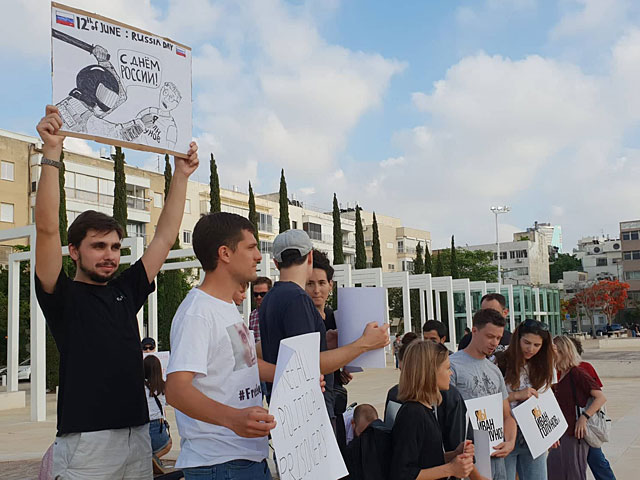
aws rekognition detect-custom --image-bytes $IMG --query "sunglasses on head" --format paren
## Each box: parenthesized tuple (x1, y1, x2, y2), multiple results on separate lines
(253, 291, 267, 298)
(521, 319, 549, 332)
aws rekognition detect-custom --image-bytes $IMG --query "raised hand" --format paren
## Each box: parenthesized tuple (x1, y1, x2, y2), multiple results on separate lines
(174, 141, 199, 178)
(37, 105, 66, 155)
(359, 322, 390, 351)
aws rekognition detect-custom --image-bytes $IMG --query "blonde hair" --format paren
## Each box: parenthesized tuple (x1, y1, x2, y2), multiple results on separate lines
(397, 341, 449, 406)
(553, 335, 581, 373)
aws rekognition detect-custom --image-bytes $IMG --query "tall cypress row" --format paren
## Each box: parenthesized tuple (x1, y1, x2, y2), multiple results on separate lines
(278, 169, 290, 233)
(435, 251, 444, 277)
(414, 242, 424, 274)
(112, 146, 127, 235)
(450, 235, 459, 279)
(424, 243, 433, 274)
(209, 153, 221, 213)
(248, 181, 260, 246)
(372, 212, 382, 268)
(354, 205, 366, 269)
(332, 193, 344, 264)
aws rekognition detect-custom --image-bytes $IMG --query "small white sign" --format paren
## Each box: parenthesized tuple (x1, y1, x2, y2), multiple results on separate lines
(464, 393, 505, 450)
(473, 429, 492, 479)
(511, 389, 568, 459)
(143, 351, 170, 380)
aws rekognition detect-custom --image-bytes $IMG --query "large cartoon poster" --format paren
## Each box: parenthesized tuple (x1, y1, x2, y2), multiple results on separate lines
(51, 2, 192, 157)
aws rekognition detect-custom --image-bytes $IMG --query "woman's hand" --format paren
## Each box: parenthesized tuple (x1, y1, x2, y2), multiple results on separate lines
(513, 387, 538, 402)
(575, 415, 588, 439)
(448, 453, 474, 479)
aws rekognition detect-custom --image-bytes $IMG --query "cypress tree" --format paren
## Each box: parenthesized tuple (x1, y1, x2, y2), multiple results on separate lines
(355, 205, 366, 269)
(450, 235, 459, 279)
(278, 169, 290, 232)
(164, 154, 180, 250)
(332, 194, 344, 264)
(248, 182, 260, 246)
(112, 146, 127, 235)
(424, 243, 433, 274)
(372, 212, 382, 268)
(435, 251, 444, 277)
(209, 153, 221, 213)
(414, 242, 424, 274)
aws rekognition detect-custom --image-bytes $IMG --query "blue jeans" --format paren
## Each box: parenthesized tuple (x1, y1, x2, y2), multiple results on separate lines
(148, 419, 170, 454)
(183, 459, 271, 480)
(504, 430, 547, 480)
(588, 446, 616, 480)
(491, 456, 507, 480)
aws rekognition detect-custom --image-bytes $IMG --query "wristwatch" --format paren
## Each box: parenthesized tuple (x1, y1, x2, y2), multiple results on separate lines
(581, 412, 591, 420)
(41, 157, 63, 168)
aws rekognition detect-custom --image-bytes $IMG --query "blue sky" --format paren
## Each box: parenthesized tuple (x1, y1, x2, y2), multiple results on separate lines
(4, 0, 640, 251)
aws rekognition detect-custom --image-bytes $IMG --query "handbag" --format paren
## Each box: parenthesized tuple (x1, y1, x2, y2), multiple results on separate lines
(567, 368, 611, 448)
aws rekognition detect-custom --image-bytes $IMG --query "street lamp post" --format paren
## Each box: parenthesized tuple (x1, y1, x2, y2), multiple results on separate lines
(491, 205, 511, 288)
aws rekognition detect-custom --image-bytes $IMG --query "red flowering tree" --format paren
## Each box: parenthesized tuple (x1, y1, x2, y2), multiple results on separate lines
(573, 280, 629, 335)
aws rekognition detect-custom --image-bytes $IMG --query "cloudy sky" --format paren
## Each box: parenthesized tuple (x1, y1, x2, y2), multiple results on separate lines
(4, 0, 640, 251)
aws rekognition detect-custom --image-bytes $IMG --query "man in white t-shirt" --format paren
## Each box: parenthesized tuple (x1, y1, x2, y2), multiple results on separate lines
(165, 212, 277, 480)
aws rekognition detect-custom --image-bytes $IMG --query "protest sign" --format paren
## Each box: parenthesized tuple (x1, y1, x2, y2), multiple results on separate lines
(269, 333, 348, 480)
(511, 389, 568, 459)
(335, 287, 386, 369)
(51, 2, 192, 157)
(473, 430, 492, 478)
(464, 393, 504, 450)
(143, 351, 170, 380)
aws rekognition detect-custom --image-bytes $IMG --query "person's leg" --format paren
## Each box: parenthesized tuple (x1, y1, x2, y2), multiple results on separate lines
(504, 449, 519, 480)
(122, 424, 153, 480)
(224, 459, 271, 480)
(491, 456, 507, 480)
(547, 434, 567, 480)
(517, 446, 547, 480)
(588, 446, 617, 480)
(573, 437, 590, 480)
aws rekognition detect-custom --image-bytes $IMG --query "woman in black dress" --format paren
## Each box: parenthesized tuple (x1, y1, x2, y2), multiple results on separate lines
(391, 341, 474, 480)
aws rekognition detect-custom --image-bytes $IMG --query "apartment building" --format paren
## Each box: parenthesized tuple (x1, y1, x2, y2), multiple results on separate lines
(573, 236, 622, 281)
(620, 220, 640, 303)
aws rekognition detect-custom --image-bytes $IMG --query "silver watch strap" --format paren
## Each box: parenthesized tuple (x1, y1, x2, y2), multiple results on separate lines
(41, 157, 63, 168)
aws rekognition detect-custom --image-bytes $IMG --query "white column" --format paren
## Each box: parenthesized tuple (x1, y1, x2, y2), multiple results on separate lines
(7, 258, 19, 392)
(148, 289, 158, 342)
(435, 292, 441, 322)
(508, 286, 516, 331)
(465, 283, 473, 329)
(419, 289, 426, 332)
(402, 275, 411, 334)
(426, 278, 434, 320)
(534, 288, 541, 321)
(30, 248, 46, 421)
(446, 286, 456, 348)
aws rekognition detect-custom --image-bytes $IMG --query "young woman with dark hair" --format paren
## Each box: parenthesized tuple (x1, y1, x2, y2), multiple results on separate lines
(144, 355, 172, 460)
(496, 319, 554, 480)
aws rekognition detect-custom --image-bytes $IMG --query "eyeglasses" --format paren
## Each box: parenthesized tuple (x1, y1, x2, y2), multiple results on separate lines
(253, 291, 268, 298)
(521, 319, 549, 332)
(142, 346, 154, 351)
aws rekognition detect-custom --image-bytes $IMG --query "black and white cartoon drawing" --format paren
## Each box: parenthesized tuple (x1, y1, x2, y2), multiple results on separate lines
(136, 82, 182, 150)
(53, 29, 154, 142)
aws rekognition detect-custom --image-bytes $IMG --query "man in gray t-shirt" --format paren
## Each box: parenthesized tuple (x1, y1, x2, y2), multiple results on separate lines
(450, 309, 516, 480)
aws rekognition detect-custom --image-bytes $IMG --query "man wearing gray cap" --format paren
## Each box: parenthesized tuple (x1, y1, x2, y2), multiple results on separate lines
(259, 229, 389, 420)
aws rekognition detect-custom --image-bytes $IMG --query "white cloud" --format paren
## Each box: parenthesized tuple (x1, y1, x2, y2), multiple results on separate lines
(551, 0, 630, 40)
(299, 187, 316, 195)
(380, 156, 405, 168)
(63, 137, 99, 157)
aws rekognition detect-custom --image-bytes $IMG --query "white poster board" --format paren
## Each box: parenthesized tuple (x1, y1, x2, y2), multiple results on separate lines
(143, 351, 170, 380)
(464, 393, 504, 450)
(335, 287, 386, 369)
(511, 389, 568, 459)
(269, 333, 348, 480)
(473, 430, 492, 478)
(51, 2, 192, 157)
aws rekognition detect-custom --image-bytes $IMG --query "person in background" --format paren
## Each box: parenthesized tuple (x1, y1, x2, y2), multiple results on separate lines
(422, 320, 448, 344)
(570, 337, 617, 480)
(548, 336, 607, 480)
(249, 277, 272, 344)
(392, 335, 402, 369)
(343, 404, 392, 480)
(351, 404, 380, 437)
(142, 337, 157, 353)
(232, 282, 248, 307)
(144, 355, 172, 463)
(458, 293, 512, 351)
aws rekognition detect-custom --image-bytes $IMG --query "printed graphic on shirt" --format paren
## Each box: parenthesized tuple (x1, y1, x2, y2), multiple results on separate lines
(226, 322, 257, 372)
(470, 372, 500, 397)
(238, 383, 262, 402)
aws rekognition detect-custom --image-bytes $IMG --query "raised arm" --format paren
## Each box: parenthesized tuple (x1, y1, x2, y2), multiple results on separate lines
(35, 106, 66, 293)
(319, 322, 389, 374)
(141, 143, 199, 282)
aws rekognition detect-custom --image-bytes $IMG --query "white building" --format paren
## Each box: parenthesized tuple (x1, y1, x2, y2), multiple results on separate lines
(573, 236, 622, 281)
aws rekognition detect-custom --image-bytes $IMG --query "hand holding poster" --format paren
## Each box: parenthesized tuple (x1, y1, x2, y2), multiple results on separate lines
(269, 333, 348, 480)
(511, 389, 568, 459)
(51, 2, 192, 157)
(464, 393, 505, 450)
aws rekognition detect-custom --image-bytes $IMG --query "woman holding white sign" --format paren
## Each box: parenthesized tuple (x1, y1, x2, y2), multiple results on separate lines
(390, 341, 475, 480)
(496, 319, 554, 480)
(547, 336, 607, 480)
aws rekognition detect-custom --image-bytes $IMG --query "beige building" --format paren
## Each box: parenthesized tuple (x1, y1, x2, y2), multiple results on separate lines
(620, 220, 640, 303)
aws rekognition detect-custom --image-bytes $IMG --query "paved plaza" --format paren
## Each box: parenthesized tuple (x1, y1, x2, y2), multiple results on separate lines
(1, 350, 640, 479)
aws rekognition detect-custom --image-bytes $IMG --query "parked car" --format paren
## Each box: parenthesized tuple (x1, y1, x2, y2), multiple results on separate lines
(596, 324, 625, 337)
(0, 358, 31, 381)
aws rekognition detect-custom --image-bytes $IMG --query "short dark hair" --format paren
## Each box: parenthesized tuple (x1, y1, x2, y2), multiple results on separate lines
(473, 308, 506, 329)
(353, 403, 378, 427)
(276, 249, 309, 269)
(193, 212, 255, 271)
(253, 277, 272, 289)
(398, 332, 419, 362)
(481, 293, 506, 309)
(422, 320, 448, 340)
(67, 210, 124, 248)
(312, 249, 334, 281)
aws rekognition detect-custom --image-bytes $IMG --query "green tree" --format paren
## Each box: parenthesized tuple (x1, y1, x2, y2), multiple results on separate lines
(435, 251, 444, 277)
(209, 153, 221, 213)
(248, 182, 260, 246)
(112, 146, 127, 234)
(354, 205, 366, 269)
(372, 212, 382, 268)
(450, 235, 459, 279)
(549, 253, 583, 283)
(414, 242, 424, 274)
(278, 169, 290, 233)
(332, 194, 344, 264)
(424, 243, 433, 274)
(434, 248, 497, 282)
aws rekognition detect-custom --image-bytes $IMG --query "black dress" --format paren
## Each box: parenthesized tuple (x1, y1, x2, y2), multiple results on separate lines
(391, 401, 446, 480)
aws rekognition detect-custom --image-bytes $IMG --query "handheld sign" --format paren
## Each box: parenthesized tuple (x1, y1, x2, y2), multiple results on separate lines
(473, 430, 492, 479)
(335, 287, 386, 369)
(464, 393, 504, 450)
(143, 351, 170, 380)
(51, 2, 192, 157)
(269, 333, 348, 480)
(511, 389, 568, 459)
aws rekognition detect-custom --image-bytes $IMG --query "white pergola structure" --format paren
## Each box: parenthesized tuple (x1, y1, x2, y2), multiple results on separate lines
(381, 272, 412, 334)
(409, 274, 434, 329)
(452, 278, 473, 336)
(431, 276, 456, 350)
(486, 282, 516, 332)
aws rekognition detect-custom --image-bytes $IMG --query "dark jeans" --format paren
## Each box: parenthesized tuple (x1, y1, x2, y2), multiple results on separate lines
(588, 446, 616, 480)
(183, 459, 271, 480)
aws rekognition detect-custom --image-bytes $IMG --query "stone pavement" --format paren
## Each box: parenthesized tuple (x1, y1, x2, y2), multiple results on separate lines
(2, 356, 640, 479)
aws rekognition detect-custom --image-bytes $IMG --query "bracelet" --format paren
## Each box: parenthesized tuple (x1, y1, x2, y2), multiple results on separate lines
(41, 157, 63, 169)
(581, 412, 591, 420)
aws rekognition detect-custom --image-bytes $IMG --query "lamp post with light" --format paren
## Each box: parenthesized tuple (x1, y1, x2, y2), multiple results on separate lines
(491, 205, 511, 288)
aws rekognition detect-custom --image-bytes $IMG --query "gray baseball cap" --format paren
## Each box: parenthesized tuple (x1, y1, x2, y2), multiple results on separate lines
(272, 229, 313, 262)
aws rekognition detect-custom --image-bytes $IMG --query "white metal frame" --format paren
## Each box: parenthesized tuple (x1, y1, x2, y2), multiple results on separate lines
(431, 276, 456, 350)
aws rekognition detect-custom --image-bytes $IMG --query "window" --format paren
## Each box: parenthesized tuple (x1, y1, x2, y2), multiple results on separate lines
(99, 178, 115, 195)
(1, 161, 14, 181)
(387, 242, 394, 249)
(509, 249, 528, 259)
(260, 241, 273, 254)
(625, 271, 640, 280)
(624, 250, 640, 260)
(76, 174, 98, 192)
(303, 222, 322, 241)
(365, 240, 372, 247)
(0, 203, 14, 223)
(596, 258, 608, 267)
(259, 213, 273, 232)
(292, 220, 298, 229)
(623, 230, 640, 241)
(127, 222, 146, 239)
(397, 240, 404, 253)
(154, 193, 162, 208)
(494, 252, 507, 260)
(388, 264, 395, 270)
(184, 199, 191, 214)
(183, 230, 192, 244)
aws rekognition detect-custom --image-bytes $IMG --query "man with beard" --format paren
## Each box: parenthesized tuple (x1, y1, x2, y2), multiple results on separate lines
(34, 105, 199, 479)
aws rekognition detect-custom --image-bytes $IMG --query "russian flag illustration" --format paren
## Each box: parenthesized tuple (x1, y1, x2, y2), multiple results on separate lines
(176, 47, 186, 57)
(55, 12, 74, 27)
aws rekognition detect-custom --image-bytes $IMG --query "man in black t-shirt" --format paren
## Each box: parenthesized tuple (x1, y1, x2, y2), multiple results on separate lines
(34, 105, 199, 479)
(259, 230, 389, 419)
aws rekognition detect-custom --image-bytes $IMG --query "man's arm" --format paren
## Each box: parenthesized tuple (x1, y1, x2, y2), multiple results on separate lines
(319, 322, 389, 374)
(35, 106, 66, 293)
(141, 142, 199, 283)
(258, 358, 275, 383)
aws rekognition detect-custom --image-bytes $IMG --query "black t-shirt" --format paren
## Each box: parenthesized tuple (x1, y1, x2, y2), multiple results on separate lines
(323, 306, 343, 388)
(259, 281, 335, 416)
(35, 259, 155, 435)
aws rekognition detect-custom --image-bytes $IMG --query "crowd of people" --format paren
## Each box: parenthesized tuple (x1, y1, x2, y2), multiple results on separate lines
(34, 105, 616, 480)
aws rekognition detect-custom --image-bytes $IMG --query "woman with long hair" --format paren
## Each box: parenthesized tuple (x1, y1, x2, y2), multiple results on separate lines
(497, 319, 554, 480)
(547, 336, 607, 480)
(390, 341, 474, 480)
(144, 355, 172, 460)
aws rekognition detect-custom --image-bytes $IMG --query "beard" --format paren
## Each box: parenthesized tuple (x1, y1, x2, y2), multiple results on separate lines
(78, 255, 118, 283)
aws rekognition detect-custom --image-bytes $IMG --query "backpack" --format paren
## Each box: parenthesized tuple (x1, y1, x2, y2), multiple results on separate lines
(343, 420, 392, 480)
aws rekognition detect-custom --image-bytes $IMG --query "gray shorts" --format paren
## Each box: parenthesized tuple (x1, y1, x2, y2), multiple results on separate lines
(53, 424, 152, 480)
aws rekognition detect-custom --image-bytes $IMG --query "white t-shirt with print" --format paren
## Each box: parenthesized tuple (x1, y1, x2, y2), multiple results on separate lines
(167, 288, 266, 469)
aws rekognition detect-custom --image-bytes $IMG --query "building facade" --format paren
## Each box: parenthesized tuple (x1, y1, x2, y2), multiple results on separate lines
(573, 236, 622, 281)
(620, 220, 640, 303)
